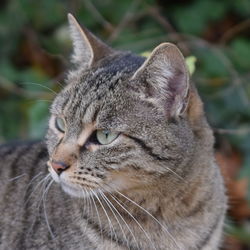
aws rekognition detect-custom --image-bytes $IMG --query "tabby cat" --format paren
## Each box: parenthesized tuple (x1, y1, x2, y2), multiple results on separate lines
(0, 14, 227, 250)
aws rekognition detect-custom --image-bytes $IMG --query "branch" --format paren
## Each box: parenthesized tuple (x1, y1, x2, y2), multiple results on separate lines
(147, 6, 190, 55)
(0, 75, 54, 99)
(214, 128, 250, 136)
(220, 19, 250, 44)
(108, 0, 142, 42)
(82, 0, 114, 32)
(172, 35, 250, 107)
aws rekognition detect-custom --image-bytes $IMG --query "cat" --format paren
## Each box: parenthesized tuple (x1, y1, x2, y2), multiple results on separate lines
(0, 14, 227, 250)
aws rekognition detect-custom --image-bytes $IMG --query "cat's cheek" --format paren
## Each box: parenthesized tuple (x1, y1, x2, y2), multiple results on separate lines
(106, 170, 136, 191)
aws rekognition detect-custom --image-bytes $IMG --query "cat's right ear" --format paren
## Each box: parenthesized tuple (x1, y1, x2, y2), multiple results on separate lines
(68, 14, 114, 68)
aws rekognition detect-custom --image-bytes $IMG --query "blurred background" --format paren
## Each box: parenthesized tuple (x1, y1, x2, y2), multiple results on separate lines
(0, 0, 250, 248)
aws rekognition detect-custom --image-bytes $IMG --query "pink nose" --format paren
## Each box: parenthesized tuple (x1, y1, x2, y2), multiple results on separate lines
(51, 160, 69, 175)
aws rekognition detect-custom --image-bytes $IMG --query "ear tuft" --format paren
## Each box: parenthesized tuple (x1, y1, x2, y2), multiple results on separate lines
(68, 14, 114, 68)
(68, 14, 93, 67)
(132, 43, 189, 118)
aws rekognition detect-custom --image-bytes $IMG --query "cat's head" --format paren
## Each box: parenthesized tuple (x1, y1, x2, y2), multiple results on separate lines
(46, 14, 212, 197)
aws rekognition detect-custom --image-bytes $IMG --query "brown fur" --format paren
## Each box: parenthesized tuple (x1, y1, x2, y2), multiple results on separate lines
(0, 14, 227, 250)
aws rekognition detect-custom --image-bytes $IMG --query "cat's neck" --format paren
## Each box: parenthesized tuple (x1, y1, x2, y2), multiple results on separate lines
(65, 156, 219, 250)
(78, 157, 215, 228)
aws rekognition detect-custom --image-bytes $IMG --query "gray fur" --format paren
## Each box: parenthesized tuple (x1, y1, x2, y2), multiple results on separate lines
(0, 15, 227, 250)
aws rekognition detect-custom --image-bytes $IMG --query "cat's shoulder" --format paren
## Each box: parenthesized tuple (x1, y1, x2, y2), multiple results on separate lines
(0, 140, 47, 159)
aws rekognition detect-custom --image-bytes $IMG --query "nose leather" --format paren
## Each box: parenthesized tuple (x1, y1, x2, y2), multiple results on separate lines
(51, 160, 69, 175)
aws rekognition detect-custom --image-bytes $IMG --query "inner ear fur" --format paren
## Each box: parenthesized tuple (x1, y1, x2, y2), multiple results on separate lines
(68, 14, 114, 67)
(132, 43, 190, 118)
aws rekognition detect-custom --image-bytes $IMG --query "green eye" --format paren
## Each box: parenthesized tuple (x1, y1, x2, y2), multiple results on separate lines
(96, 130, 119, 145)
(55, 117, 66, 133)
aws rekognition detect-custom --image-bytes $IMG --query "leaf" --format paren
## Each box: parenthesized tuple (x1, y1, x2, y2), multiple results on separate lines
(194, 48, 229, 78)
(140, 51, 151, 58)
(185, 56, 197, 75)
(229, 38, 250, 72)
(172, 0, 227, 35)
(28, 102, 50, 139)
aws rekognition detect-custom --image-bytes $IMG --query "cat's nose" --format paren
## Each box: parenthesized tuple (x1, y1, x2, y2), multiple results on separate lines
(51, 160, 69, 175)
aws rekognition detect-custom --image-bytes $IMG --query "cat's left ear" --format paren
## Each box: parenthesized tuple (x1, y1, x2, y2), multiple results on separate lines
(132, 43, 189, 118)
(68, 14, 114, 67)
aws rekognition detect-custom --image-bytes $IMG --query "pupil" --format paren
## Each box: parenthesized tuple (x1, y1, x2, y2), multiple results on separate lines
(104, 130, 109, 138)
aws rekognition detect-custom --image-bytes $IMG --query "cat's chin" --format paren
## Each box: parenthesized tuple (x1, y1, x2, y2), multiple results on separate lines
(60, 182, 87, 198)
(60, 176, 99, 198)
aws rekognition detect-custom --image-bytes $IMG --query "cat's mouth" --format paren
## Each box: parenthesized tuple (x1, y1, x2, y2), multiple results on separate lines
(47, 161, 145, 197)
(47, 161, 100, 197)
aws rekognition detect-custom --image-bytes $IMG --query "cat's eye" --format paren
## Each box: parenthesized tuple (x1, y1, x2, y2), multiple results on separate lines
(55, 117, 66, 133)
(96, 130, 119, 145)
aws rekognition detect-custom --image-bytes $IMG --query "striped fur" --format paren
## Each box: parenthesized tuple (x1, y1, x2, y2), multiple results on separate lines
(0, 15, 227, 249)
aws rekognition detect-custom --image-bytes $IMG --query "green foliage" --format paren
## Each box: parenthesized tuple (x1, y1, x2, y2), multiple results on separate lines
(172, 0, 227, 35)
(28, 102, 50, 138)
(141, 52, 197, 75)
(229, 38, 250, 71)
(0, 0, 250, 246)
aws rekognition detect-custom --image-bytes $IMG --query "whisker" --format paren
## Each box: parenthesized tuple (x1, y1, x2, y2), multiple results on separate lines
(35, 175, 52, 210)
(114, 189, 180, 249)
(77, 189, 85, 230)
(55, 81, 64, 89)
(88, 189, 94, 217)
(10, 173, 44, 230)
(24, 174, 51, 206)
(82, 188, 91, 232)
(106, 190, 157, 250)
(25, 172, 43, 190)
(98, 191, 120, 247)
(90, 190, 117, 248)
(42, 179, 55, 239)
(100, 191, 132, 249)
(21, 82, 58, 95)
(87, 189, 104, 242)
(100, 190, 140, 250)
(86, 189, 92, 216)
(165, 167, 184, 181)
(28, 99, 53, 103)
(25, 174, 52, 237)
(8, 173, 26, 182)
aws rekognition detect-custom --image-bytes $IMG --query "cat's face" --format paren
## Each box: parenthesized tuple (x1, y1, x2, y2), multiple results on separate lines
(46, 15, 199, 197)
